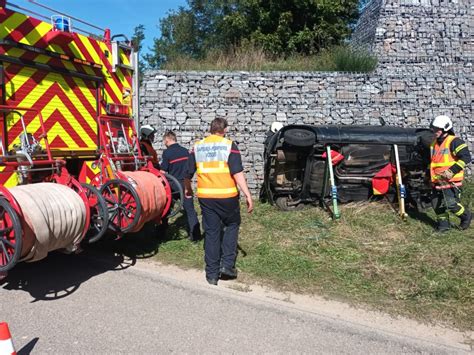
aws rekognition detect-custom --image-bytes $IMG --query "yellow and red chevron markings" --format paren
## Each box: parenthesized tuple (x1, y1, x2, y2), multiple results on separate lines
(0, 4, 133, 154)
(79, 160, 101, 185)
(4, 63, 98, 150)
(0, 165, 18, 187)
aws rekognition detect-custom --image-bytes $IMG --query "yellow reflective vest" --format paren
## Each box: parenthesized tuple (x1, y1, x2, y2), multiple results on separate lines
(430, 135, 464, 189)
(194, 135, 238, 199)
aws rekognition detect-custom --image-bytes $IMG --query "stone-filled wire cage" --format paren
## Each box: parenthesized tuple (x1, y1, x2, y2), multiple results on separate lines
(140, 0, 473, 194)
(351, 0, 473, 140)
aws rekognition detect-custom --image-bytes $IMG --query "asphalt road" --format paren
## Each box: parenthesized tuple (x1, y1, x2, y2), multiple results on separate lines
(0, 251, 470, 354)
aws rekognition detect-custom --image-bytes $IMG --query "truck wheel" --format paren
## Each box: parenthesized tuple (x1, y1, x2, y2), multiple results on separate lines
(0, 197, 22, 272)
(284, 129, 315, 147)
(100, 179, 141, 234)
(162, 173, 184, 218)
(81, 183, 109, 243)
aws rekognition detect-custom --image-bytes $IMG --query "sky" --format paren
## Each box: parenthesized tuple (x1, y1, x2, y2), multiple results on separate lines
(10, 0, 188, 54)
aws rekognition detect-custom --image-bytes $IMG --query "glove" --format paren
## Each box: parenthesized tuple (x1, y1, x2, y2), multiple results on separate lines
(438, 169, 454, 180)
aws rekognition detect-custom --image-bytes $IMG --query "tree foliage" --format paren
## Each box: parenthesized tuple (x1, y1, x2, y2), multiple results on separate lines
(131, 24, 146, 79)
(131, 24, 145, 52)
(146, 0, 359, 68)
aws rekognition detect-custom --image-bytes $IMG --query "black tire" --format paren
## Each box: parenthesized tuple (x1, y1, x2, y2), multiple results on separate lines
(0, 197, 22, 273)
(163, 172, 184, 218)
(81, 183, 109, 244)
(100, 179, 142, 234)
(275, 196, 305, 211)
(284, 129, 316, 147)
(417, 129, 434, 149)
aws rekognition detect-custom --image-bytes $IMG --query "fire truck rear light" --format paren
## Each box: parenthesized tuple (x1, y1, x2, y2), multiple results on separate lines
(106, 103, 130, 117)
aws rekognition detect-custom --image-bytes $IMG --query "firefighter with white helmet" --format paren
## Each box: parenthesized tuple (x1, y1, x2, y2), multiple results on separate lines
(139, 124, 159, 168)
(140, 124, 156, 140)
(264, 121, 284, 148)
(271, 121, 283, 133)
(430, 115, 472, 232)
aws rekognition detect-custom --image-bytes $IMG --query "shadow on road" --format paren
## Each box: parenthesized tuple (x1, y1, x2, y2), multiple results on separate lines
(0, 249, 135, 302)
(0, 215, 189, 302)
(93, 213, 194, 258)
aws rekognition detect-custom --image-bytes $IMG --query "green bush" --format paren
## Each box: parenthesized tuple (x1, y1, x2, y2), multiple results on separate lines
(331, 46, 378, 72)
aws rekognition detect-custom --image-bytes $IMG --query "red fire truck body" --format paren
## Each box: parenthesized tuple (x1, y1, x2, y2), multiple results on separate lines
(0, 0, 138, 185)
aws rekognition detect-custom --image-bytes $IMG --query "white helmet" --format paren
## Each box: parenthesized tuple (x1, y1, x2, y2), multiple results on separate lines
(271, 121, 284, 133)
(140, 124, 156, 139)
(430, 115, 453, 132)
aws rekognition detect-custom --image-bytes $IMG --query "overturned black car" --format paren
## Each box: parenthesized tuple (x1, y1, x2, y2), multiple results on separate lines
(261, 124, 434, 213)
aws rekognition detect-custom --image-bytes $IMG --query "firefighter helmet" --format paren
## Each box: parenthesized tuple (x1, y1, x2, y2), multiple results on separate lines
(140, 125, 156, 139)
(430, 115, 453, 132)
(271, 121, 283, 133)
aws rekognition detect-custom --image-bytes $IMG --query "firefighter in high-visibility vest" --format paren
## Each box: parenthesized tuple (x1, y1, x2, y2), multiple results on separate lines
(139, 125, 159, 168)
(430, 115, 472, 232)
(184, 117, 253, 285)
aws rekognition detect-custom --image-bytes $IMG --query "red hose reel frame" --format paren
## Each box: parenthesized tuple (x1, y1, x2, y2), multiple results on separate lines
(94, 114, 173, 219)
(0, 105, 91, 238)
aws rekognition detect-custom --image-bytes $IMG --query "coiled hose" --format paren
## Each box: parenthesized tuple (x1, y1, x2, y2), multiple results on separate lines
(121, 171, 167, 233)
(9, 183, 87, 262)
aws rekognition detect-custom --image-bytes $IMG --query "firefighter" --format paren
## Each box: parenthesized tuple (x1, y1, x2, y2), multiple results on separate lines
(430, 115, 472, 232)
(264, 121, 284, 148)
(139, 125, 159, 168)
(161, 130, 201, 242)
(184, 117, 253, 285)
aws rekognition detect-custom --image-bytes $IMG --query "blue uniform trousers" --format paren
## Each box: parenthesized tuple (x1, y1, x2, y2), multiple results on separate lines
(165, 179, 201, 240)
(199, 197, 241, 279)
(182, 193, 201, 240)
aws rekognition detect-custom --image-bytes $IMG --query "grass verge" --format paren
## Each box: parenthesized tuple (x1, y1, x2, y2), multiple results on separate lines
(162, 45, 378, 72)
(99, 181, 473, 331)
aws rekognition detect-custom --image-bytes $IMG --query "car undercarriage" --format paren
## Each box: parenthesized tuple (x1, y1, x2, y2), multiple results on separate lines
(262, 124, 434, 213)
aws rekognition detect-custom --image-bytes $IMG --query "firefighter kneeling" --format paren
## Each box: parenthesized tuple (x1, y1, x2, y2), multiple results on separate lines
(430, 115, 472, 232)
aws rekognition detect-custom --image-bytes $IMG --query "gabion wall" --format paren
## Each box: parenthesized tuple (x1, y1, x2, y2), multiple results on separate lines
(140, 0, 473, 195)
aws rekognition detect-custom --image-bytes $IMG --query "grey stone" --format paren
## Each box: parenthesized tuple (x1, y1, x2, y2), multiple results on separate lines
(176, 112, 187, 124)
(159, 108, 174, 120)
(202, 112, 216, 123)
(276, 112, 287, 122)
(185, 119, 201, 127)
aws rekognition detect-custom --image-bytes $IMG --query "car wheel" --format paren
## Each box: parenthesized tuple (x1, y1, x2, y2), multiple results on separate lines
(275, 196, 305, 211)
(417, 129, 434, 149)
(284, 129, 315, 147)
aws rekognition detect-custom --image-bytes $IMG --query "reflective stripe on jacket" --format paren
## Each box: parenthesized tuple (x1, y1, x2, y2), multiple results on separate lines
(194, 135, 238, 199)
(430, 135, 464, 189)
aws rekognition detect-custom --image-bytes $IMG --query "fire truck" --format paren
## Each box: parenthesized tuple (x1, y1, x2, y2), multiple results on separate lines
(0, 0, 178, 272)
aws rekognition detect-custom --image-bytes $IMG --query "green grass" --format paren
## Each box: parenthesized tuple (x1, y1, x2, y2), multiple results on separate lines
(162, 45, 378, 73)
(99, 181, 474, 331)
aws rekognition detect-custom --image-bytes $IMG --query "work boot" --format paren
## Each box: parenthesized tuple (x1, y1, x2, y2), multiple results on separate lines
(459, 210, 472, 230)
(206, 276, 218, 286)
(156, 219, 169, 237)
(220, 266, 237, 279)
(188, 225, 202, 243)
(436, 220, 450, 233)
